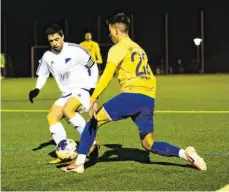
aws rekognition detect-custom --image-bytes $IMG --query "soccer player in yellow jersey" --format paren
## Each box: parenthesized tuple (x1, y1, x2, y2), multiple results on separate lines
(80, 32, 103, 64)
(62, 13, 207, 173)
(1, 53, 5, 79)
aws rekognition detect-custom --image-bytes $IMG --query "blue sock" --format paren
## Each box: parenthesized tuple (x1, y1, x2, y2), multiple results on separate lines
(78, 118, 98, 155)
(151, 141, 180, 157)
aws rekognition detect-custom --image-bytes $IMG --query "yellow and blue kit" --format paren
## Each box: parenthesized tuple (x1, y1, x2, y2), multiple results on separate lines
(79, 37, 180, 158)
(91, 36, 156, 100)
(89, 37, 156, 133)
(80, 40, 103, 64)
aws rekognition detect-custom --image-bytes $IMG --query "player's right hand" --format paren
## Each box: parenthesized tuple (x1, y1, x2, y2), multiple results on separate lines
(29, 88, 40, 103)
(89, 100, 98, 118)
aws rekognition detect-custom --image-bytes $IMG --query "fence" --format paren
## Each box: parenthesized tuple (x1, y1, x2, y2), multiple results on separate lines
(1, 10, 229, 77)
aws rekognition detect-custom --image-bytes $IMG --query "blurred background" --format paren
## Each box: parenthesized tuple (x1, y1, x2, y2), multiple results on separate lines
(1, 0, 229, 77)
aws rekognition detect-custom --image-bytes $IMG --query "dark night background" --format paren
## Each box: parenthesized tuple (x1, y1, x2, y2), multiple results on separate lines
(1, 0, 229, 77)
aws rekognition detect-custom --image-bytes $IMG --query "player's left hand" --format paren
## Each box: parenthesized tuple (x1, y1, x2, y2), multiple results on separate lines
(29, 88, 40, 103)
(89, 100, 98, 118)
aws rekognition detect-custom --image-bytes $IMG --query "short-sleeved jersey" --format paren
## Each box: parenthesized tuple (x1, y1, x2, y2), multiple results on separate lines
(80, 40, 102, 64)
(36, 42, 97, 95)
(107, 37, 156, 98)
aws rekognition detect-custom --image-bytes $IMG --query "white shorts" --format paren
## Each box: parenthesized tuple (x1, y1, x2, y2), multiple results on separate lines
(54, 88, 90, 113)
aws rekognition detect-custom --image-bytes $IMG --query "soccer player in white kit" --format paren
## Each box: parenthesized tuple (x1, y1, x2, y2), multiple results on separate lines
(28, 24, 99, 164)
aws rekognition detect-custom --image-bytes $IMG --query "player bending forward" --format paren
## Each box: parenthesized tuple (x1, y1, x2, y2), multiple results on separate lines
(62, 13, 207, 173)
(29, 24, 100, 164)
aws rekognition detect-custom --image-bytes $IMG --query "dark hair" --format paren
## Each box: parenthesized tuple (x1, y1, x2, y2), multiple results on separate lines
(106, 13, 130, 32)
(45, 23, 64, 37)
(84, 29, 92, 34)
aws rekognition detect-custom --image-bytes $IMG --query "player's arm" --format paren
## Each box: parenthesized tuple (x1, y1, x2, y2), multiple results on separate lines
(79, 42, 84, 47)
(77, 47, 98, 95)
(35, 57, 50, 89)
(90, 62, 117, 101)
(29, 56, 50, 103)
(95, 42, 103, 64)
(91, 45, 127, 101)
(35, 75, 48, 90)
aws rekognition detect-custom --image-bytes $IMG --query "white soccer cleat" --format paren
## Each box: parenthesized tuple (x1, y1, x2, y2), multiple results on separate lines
(185, 146, 207, 171)
(61, 162, 84, 173)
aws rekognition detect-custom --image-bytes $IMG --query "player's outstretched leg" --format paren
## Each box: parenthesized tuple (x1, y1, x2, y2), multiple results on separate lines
(61, 117, 98, 173)
(67, 112, 100, 161)
(140, 132, 207, 170)
(61, 107, 110, 173)
(63, 97, 100, 162)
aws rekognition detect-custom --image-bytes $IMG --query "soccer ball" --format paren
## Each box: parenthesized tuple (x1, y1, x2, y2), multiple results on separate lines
(56, 139, 78, 160)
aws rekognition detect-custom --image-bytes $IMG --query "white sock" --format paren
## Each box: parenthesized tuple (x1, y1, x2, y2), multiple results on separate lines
(49, 122, 67, 145)
(68, 113, 86, 134)
(68, 113, 96, 145)
(76, 154, 87, 165)
(179, 149, 188, 160)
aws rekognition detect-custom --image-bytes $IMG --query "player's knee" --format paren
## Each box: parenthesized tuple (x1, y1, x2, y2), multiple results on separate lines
(47, 110, 62, 125)
(96, 107, 111, 127)
(62, 106, 74, 119)
(63, 97, 82, 119)
(140, 132, 155, 151)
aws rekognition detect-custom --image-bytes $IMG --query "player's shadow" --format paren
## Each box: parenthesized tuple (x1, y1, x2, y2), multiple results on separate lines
(85, 144, 194, 170)
(34, 141, 194, 170)
(98, 144, 152, 163)
(32, 140, 55, 151)
(32, 139, 57, 158)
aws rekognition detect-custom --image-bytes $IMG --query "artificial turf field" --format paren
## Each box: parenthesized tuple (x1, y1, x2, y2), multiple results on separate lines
(1, 75, 229, 191)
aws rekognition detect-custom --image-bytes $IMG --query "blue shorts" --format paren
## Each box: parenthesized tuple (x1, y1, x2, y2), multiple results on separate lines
(103, 93, 154, 134)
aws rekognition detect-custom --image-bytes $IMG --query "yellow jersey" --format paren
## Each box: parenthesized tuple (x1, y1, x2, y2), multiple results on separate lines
(1, 53, 5, 68)
(107, 37, 156, 98)
(80, 40, 103, 64)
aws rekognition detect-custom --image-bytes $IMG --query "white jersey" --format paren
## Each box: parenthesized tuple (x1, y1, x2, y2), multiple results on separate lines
(36, 42, 97, 95)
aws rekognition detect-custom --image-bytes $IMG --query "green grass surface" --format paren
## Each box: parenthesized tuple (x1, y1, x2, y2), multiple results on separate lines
(1, 75, 229, 191)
